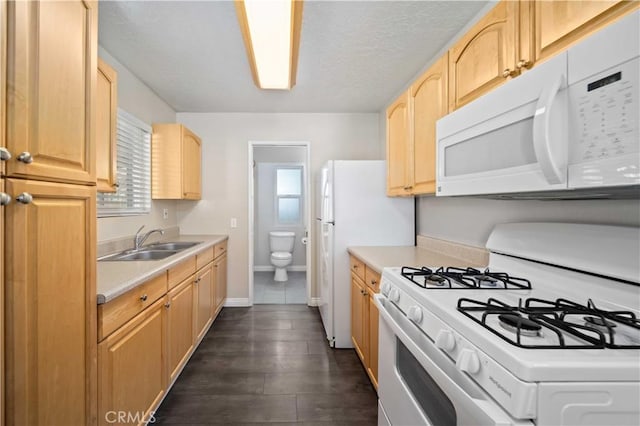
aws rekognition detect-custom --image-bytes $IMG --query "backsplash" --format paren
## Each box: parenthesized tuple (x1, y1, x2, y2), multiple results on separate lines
(416, 234, 489, 266)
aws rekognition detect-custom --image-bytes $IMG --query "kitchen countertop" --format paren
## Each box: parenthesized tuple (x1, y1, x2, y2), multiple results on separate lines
(347, 245, 487, 274)
(97, 234, 228, 304)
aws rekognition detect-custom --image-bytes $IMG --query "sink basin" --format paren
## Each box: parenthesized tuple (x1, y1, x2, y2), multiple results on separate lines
(146, 241, 202, 251)
(99, 250, 179, 262)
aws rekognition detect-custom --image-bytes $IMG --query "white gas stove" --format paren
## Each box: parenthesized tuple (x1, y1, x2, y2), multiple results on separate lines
(375, 223, 640, 426)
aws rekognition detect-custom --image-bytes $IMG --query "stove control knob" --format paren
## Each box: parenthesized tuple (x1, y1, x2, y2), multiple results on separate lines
(407, 306, 423, 324)
(389, 288, 400, 303)
(380, 281, 391, 296)
(435, 330, 456, 352)
(457, 349, 481, 375)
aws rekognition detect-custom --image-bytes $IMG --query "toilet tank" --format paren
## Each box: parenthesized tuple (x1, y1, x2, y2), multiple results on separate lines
(269, 231, 295, 252)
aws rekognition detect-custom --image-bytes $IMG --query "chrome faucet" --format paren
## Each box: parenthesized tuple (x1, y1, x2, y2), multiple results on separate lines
(133, 225, 165, 250)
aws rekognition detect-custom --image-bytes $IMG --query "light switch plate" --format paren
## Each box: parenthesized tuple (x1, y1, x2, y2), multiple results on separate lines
(230, 218, 237, 228)
(163, 208, 169, 220)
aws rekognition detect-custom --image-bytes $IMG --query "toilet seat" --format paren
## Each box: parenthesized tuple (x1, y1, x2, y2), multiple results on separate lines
(271, 252, 292, 261)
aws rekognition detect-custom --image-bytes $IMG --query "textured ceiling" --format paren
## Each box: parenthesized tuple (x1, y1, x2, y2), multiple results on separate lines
(99, 1, 488, 113)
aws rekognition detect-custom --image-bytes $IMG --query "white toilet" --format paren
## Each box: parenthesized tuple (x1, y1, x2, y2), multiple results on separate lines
(269, 231, 295, 282)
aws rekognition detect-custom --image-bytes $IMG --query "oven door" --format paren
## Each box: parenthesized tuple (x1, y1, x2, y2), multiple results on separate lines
(436, 52, 568, 197)
(375, 294, 531, 426)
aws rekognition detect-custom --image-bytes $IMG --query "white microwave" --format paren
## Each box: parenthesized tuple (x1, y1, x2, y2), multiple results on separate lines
(436, 11, 639, 199)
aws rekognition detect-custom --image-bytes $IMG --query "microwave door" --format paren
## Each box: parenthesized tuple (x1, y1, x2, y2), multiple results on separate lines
(436, 52, 569, 197)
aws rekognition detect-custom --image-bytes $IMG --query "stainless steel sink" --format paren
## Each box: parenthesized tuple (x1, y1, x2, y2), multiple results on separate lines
(99, 249, 179, 262)
(146, 241, 202, 251)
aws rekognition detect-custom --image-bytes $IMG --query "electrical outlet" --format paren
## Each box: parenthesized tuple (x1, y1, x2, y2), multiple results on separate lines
(230, 218, 237, 228)
(163, 208, 169, 220)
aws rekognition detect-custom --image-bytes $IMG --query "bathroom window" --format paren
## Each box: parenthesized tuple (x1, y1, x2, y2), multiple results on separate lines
(276, 167, 302, 224)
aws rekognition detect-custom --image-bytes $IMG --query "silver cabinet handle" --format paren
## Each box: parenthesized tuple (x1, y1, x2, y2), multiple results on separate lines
(16, 193, 33, 204)
(0, 147, 11, 161)
(140, 294, 148, 302)
(17, 152, 33, 164)
(0, 193, 11, 206)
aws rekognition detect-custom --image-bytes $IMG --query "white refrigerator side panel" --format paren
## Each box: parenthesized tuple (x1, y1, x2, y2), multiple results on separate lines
(332, 160, 414, 348)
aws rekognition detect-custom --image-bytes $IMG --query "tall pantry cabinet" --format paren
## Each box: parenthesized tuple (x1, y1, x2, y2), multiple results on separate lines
(2, 1, 98, 425)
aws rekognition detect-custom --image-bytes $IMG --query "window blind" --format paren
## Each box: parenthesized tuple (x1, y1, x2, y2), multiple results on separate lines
(97, 109, 151, 217)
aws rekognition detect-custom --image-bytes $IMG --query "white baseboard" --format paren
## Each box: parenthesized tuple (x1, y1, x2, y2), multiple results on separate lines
(253, 265, 307, 272)
(308, 297, 321, 307)
(224, 298, 251, 307)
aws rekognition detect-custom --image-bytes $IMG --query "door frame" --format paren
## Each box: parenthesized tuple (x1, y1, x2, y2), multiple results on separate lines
(248, 141, 312, 306)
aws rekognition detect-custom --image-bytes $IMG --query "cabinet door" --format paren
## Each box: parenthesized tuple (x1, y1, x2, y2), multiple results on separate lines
(6, 0, 96, 184)
(350, 274, 367, 364)
(96, 58, 118, 193)
(167, 278, 195, 384)
(182, 128, 201, 200)
(410, 55, 448, 195)
(195, 264, 214, 342)
(386, 92, 410, 196)
(532, 0, 638, 63)
(0, 180, 5, 424)
(367, 294, 379, 389)
(5, 179, 96, 425)
(214, 253, 227, 314)
(449, 0, 518, 111)
(98, 298, 166, 426)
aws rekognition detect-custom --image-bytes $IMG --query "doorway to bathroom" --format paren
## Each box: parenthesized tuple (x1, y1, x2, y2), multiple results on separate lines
(248, 142, 311, 305)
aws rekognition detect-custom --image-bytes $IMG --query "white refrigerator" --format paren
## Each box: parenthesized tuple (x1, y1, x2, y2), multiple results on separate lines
(317, 160, 414, 348)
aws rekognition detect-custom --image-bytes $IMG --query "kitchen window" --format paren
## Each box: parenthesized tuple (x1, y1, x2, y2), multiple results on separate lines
(97, 109, 151, 217)
(276, 166, 302, 224)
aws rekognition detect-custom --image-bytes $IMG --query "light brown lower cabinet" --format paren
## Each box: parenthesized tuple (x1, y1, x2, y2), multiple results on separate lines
(97, 240, 227, 425)
(351, 272, 368, 365)
(195, 263, 214, 342)
(350, 255, 380, 389)
(214, 252, 227, 314)
(166, 277, 195, 384)
(98, 298, 167, 426)
(4, 179, 96, 425)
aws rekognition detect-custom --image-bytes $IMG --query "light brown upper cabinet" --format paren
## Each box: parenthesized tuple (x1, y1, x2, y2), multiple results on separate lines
(527, 0, 639, 64)
(151, 124, 202, 200)
(448, 0, 522, 111)
(6, 0, 97, 185)
(96, 58, 118, 193)
(386, 92, 410, 196)
(409, 55, 449, 195)
(386, 56, 448, 196)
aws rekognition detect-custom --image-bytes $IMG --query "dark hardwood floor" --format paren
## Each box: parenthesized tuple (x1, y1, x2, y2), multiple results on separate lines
(154, 305, 378, 425)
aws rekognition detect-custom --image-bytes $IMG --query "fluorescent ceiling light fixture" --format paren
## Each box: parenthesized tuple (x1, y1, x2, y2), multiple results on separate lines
(236, 0, 303, 90)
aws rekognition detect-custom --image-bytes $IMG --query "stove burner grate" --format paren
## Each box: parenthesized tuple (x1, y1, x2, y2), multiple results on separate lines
(499, 313, 542, 337)
(400, 266, 532, 290)
(457, 297, 640, 349)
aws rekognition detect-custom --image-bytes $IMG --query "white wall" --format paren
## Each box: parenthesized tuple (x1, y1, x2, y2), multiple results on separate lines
(417, 196, 640, 248)
(97, 47, 178, 242)
(254, 146, 307, 270)
(175, 113, 381, 300)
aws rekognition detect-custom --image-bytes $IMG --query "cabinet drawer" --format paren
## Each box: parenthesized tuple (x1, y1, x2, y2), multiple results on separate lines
(365, 266, 381, 293)
(214, 240, 227, 259)
(196, 247, 214, 270)
(168, 256, 196, 289)
(350, 256, 365, 281)
(98, 273, 167, 341)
